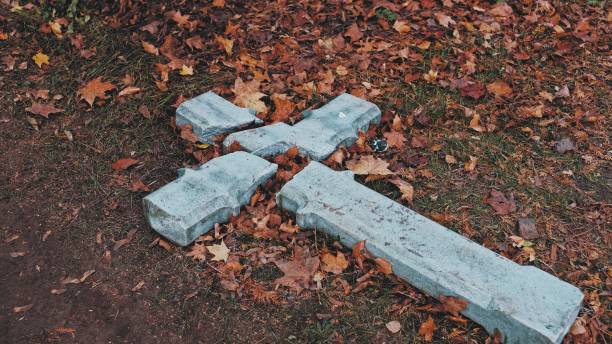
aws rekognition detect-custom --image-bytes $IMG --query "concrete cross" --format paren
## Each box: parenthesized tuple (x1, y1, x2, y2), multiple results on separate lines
(143, 91, 581, 344)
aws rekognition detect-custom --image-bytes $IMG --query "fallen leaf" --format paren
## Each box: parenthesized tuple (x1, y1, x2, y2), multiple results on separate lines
(186, 243, 207, 261)
(321, 251, 349, 274)
(185, 36, 205, 50)
(13, 304, 33, 313)
(111, 158, 139, 171)
(486, 81, 513, 98)
(435, 13, 456, 28)
(232, 77, 267, 113)
(25, 102, 63, 118)
(274, 246, 320, 293)
(375, 257, 393, 275)
(389, 178, 414, 203)
(49, 327, 76, 338)
(418, 316, 436, 341)
(344, 23, 362, 42)
(445, 154, 457, 164)
(129, 179, 149, 192)
(179, 124, 199, 143)
(346, 156, 394, 178)
(118, 86, 141, 97)
(464, 156, 478, 172)
(113, 229, 137, 250)
(485, 189, 516, 215)
(215, 35, 234, 55)
(383, 131, 405, 149)
(439, 295, 468, 316)
(32, 52, 49, 68)
(386, 320, 402, 333)
(77, 77, 115, 107)
(270, 93, 295, 122)
(393, 20, 410, 34)
(131, 280, 145, 292)
(79, 269, 95, 283)
(179, 64, 194, 76)
(141, 41, 159, 55)
(206, 240, 230, 262)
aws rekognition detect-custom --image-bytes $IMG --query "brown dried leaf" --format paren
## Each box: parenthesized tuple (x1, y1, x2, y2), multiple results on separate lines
(77, 77, 115, 107)
(321, 251, 349, 274)
(25, 102, 63, 118)
(418, 316, 436, 341)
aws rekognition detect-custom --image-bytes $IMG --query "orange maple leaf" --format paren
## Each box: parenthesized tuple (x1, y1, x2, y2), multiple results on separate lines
(77, 77, 115, 107)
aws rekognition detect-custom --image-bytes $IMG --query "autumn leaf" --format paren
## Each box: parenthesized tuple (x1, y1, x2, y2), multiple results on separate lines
(206, 240, 229, 262)
(270, 93, 295, 123)
(186, 243, 207, 261)
(111, 158, 139, 171)
(13, 304, 33, 313)
(344, 23, 362, 42)
(464, 156, 478, 172)
(215, 35, 234, 55)
(273, 246, 320, 293)
(346, 155, 394, 180)
(352, 240, 368, 270)
(393, 20, 410, 34)
(486, 81, 513, 98)
(232, 77, 267, 113)
(389, 178, 414, 203)
(375, 257, 393, 275)
(179, 124, 199, 143)
(320, 251, 349, 274)
(113, 229, 137, 251)
(25, 102, 63, 118)
(185, 36, 205, 50)
(32, 52, 49, 68)
(438, 295, 469, 316)
(435, 13, 456, 28)
(77, 77, 115, 107)
(485, 189, 516, 215)
(117, 86, 141, 97)
(179, 64, 194, 76)
(418, 316, 436, 341)
(383, 131, 405, 149)
(141, 40, 158, 55)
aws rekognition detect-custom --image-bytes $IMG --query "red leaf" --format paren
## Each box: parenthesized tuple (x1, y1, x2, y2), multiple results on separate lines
(111, 158, 139, 171)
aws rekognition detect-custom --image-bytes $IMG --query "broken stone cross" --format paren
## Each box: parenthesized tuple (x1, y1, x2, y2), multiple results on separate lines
(176, 91, 262, 143)
(143, 152, 277, 246)
(277, 162, 583, 344)
(223, 93, 381, 160)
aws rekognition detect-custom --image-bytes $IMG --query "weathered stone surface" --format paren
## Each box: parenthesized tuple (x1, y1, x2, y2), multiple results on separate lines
(277, 162, 583, 344)
(223, 93, 381, 160)
(143, 152, 277, 246)
(176, 91, 263, 143)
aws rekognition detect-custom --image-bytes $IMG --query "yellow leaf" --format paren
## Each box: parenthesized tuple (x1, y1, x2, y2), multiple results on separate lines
(180, 64, 194, 76)
(215, 35, 234, 56)
(50, 21, 62, 37)
(32, 52, 49, 68)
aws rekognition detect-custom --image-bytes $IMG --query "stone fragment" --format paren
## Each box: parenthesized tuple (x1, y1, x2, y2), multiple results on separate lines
(223, 93, 381, 160)
(143, 152, 277, 246)
(176, 91, 263, 143)
(277, 162, 583, 344)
